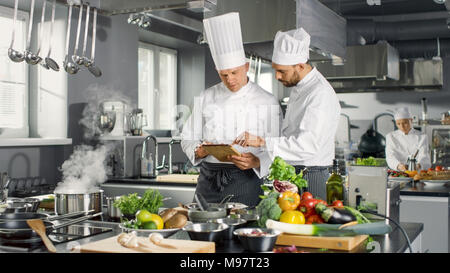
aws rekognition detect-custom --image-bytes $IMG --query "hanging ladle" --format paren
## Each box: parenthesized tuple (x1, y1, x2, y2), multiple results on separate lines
(8, 0, 24, 62)
(74, 3, 89, 66)
(63, 2, 79, 74)
(71, 3, 84, 67)
(84, 7, 102, 77)
(41, 0, 59, 71)
(24, 0, 43, 65)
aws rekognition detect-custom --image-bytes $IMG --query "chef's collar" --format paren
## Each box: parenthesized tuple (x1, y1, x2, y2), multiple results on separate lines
(399, 127, 414, 136)
(296, 67, 317, 89)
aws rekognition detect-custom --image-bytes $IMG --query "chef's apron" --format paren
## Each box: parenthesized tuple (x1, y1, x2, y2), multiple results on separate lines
(194, 162, 264, 207)
(294, 165, 330, 200)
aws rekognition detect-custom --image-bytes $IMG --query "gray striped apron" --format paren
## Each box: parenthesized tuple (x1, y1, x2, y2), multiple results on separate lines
(194, 162, 264, 207)
(294, 165, 331, 201)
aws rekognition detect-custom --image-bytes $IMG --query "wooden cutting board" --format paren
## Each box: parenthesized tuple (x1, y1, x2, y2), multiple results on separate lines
(276, 234, 368, 251)
(156, 174, 199, 183)
(74, 235, 215, 253)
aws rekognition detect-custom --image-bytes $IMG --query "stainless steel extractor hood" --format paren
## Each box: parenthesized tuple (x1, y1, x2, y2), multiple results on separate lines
(325, 58, 443, 93)
(204, 0, 347, 61)
(316, 42, 400, 81)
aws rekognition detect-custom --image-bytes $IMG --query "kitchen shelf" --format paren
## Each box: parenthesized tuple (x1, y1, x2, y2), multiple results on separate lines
(98, 135, 177, 144)
(0, 138, 72, 147)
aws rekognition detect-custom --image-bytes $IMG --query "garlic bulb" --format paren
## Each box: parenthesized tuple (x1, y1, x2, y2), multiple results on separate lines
(117, 232, 139, 248)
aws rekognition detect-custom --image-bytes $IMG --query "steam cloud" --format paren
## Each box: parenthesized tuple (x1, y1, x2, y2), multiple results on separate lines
(55, 84, 134, 194)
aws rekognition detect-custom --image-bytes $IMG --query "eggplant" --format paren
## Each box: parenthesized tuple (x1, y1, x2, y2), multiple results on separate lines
(315, 203, 356, 224)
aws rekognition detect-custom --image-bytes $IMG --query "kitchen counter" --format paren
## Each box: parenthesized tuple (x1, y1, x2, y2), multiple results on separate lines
(0, 220, 422, 254)
(400, 181, 450, 197)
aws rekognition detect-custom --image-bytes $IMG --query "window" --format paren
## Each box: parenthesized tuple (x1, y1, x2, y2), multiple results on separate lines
(0, 6, 28, 138)
(138, 42, 177, 130)
(0, 5, 67, 140)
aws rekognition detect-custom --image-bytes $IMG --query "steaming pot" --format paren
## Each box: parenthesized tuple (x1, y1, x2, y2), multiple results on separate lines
(54, 190, 103, 215)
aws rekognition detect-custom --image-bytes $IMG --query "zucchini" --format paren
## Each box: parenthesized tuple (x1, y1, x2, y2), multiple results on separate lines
(315, 203, 356, 224)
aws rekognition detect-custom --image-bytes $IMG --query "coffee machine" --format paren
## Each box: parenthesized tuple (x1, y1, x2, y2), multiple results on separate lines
(347, 165, 401, 226)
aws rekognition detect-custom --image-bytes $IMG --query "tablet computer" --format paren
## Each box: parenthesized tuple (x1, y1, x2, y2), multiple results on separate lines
(201, 144, 241, 162)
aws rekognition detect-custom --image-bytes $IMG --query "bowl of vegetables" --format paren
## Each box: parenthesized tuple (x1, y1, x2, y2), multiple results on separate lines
(233, 228, 281, 252)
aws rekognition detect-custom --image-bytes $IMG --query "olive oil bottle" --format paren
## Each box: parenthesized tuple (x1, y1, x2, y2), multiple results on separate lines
(326, 159, 344, 204)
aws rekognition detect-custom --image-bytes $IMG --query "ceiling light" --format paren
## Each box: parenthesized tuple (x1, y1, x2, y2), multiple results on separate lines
(433, 0, 446, 4)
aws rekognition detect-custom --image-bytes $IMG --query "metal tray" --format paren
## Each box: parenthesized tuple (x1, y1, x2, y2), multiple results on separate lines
(420, 180, 450, 186)
(388, 176, 412, 182)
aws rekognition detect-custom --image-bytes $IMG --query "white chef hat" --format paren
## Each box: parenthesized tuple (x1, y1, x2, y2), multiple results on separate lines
(203, 12, 246, 70)
(394, 107, 412, 120)
(272, 28, 311, 65)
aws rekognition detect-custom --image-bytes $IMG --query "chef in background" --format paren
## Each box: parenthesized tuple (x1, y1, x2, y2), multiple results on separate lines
(180, 12, 282, 206)
(386, 107, 431, 171)
(231, 28, 341, 200)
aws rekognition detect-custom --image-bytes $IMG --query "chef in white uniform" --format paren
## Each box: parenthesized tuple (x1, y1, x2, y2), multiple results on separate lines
(386, 107, 431, 171)
(232, 28, 341, 200)
(181, 12, 282, 206)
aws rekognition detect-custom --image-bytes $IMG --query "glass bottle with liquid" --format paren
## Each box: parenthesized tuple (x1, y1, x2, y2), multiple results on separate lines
(326, 159, 344, 204)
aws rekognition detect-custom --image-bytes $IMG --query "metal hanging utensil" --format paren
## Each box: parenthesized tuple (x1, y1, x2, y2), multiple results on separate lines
(63, 3, 79, 74)
(71, 3, 84, 65)
(24, 0, 42, 65)
(76, 2, 90, 66)
(85, 7, 102, 77)
(41, 0, 59, 71)
(8, 0, 25, 62)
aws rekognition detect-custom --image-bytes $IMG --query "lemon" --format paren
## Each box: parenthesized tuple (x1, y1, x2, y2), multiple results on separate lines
(279, 210, 305, 225)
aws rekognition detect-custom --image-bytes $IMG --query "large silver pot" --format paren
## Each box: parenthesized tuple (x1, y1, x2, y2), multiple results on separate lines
(54, 190, 103, 215)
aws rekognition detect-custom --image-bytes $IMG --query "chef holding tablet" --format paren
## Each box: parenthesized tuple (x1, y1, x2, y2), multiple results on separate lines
(180, 12, 282, 206)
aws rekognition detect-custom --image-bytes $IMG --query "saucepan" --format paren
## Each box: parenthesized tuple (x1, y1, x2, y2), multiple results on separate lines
(0, 210, 94, 222)
(0, 212, 102, 241)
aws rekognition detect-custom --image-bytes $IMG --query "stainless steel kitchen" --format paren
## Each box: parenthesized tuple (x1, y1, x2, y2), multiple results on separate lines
(0, 0, 449, 261)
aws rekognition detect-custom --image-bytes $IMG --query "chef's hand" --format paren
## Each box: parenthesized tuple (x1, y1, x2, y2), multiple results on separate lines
(233, 132, 265, 147)
(397, 164, 407, 171)
(227, 153, 260, 170)
(194, 142, 212, 159)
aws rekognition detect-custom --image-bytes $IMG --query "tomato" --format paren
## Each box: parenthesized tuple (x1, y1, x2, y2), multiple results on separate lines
(278, 191, 301, 211)
(315, 199, 327, 206)
(301, 192, 313, 201)
(435, 166, 443, 171)
(331, 200, 344, 207)
(428, 168, 434, 172)
(279, 210, 305, 225)
(298, 199, 317, 218)
(305, 215, 324, 224)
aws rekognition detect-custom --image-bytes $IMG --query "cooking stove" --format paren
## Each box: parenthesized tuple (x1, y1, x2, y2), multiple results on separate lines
(0, 220, 114, 253)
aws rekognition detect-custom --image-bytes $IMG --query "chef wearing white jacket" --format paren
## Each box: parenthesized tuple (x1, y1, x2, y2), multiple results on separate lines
(181, 12, 282, 206)
(386, 107, 431, 171)
(232, 28, 341, 200)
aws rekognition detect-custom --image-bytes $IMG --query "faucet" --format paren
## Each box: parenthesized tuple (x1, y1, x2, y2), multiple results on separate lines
(373, 112, 396, 132)
(168, 139, 181, 174)
(141, 135, 167, 177)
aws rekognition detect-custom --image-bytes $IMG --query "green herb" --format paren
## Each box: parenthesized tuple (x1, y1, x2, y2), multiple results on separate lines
(364, 236, 375, 252)
(268, 156, 308, 189)
(113, 189, 164, 216)
(355, 157, 386, 166)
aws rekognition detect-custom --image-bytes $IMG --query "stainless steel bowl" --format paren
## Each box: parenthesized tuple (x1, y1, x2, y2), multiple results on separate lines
(54, 190, 103, 215)
(119, 224, 182, 238)
(233, 228, 281, 252)
(188, 207, 227, 223)
(183, 222, 229, 242)
(208, 217, 247, 240)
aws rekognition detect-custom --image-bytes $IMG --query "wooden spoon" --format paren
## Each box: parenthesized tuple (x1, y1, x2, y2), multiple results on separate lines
(26, 219, 57, 253)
